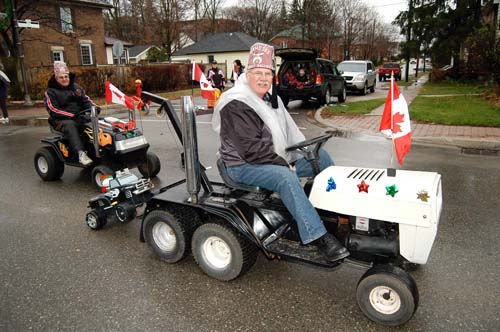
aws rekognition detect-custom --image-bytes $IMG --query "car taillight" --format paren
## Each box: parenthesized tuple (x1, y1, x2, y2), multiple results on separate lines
(275, 76, 279, 84)
(316, 75, 322, 85)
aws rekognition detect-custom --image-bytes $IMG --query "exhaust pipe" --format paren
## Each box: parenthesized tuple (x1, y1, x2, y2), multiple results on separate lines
(181, 96, 200, 203)
(91, 106, 100, 158)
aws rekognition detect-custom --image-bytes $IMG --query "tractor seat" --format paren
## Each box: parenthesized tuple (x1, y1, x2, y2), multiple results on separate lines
(217, 159, 271, 195)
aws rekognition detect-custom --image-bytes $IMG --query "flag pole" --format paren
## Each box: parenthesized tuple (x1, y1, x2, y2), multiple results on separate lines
(388, 71, 396, 177)
(191, 60, 195, 97)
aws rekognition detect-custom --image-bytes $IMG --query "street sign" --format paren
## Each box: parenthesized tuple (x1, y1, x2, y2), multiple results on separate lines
(17, 19, 40, 29)
(112, 41, 124, 57)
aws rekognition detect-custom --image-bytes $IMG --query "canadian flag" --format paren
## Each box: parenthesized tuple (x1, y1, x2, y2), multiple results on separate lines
(105, 80, 135, 110)
(379, 78, 412, 166)
(192, 62, 215, 99)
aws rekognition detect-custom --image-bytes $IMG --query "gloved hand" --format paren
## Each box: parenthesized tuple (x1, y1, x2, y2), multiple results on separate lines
(95, 106, 102, 115)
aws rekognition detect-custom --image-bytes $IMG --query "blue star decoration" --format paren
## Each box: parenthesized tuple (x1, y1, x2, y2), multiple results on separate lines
(386, 184, 399, 197)
(326, 177, 336, 191)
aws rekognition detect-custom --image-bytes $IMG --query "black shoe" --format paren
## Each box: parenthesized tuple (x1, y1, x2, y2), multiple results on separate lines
(313, 233, 350, 261)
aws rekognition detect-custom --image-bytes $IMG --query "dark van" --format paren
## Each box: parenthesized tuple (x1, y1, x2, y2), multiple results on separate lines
(275, 48, 346, 107)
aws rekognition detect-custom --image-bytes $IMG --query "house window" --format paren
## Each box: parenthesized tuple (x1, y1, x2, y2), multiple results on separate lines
(280, 41, 288, 49)
(113, 50, 128, 65)
(80, 44, 93, 65)
(208, 55, 214, 64)
(60, 7, 73, 33)
(52, 50, 64, 62)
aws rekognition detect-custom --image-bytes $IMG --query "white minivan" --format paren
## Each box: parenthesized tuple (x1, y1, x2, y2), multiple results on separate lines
(337, 60, 377, 95)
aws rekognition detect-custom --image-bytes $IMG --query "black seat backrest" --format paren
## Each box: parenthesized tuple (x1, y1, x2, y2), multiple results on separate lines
(216, 159, 271, 194)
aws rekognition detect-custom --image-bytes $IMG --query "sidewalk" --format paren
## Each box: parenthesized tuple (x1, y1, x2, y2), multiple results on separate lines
(316, 75, 500, 153)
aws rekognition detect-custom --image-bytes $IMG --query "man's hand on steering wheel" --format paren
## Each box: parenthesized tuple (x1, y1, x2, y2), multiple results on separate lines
(285, 132, 333, 161)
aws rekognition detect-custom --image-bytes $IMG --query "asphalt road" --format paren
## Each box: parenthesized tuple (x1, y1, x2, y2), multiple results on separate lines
(0, 97, 499, 332)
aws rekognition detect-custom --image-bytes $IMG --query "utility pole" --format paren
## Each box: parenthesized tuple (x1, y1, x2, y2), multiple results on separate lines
(404, 0, 413, 83)
(9, 0, 33, 106)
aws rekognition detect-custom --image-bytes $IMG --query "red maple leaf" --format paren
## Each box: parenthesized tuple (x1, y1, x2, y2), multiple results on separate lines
(202, 82, 210, 88)
(392, 112, 405, 134)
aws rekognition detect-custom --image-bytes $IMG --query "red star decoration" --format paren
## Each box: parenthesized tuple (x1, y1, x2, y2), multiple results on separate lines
(392, 112, 405, 134)
(357, 180, 369, 193)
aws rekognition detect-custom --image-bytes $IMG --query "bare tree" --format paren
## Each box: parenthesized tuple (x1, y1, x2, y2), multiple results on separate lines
(338, 0, 363, 60)
(202, 0, 226, 33)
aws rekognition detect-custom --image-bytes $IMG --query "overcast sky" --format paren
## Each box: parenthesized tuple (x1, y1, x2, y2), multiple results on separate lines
(369, 0, 408, 24)
(223, 0, 408, 25)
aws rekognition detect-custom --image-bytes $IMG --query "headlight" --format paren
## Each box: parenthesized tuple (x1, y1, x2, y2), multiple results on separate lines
(355, 74, 366, 81)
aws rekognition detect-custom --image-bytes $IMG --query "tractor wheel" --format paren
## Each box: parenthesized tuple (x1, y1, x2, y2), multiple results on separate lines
(86, 210, 107, 230)
(143, 210, 191, 263)
(34, 147, 64, 181)
(91, 165, 114, 190)
(192, 223, 258, 281)
(138, 151, 161, 178)
(356, 265, 419, 326)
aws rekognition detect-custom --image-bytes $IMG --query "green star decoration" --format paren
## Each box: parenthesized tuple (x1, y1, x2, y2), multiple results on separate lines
(386, 184, 399, 197)
(417, 190, 430, 202)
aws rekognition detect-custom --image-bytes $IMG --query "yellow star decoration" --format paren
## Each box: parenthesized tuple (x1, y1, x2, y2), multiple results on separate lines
(417, 190, 430, 202)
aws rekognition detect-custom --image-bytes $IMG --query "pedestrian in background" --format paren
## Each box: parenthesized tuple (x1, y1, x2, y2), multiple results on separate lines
(0, 65, 11, 124)
(231, 59, 245, 84)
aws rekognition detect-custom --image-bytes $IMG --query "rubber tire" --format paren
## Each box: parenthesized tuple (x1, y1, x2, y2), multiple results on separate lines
(86, 210, 107, 230)
(34, 146, 64, 181)
(143, 210, 190, 263)
(361, 83, 368, 95)
(356, 265, 419, 326)
(91, 164, 114, 190)
(138, 151, 161, 178)
(192, 223, 258, 281)
(280, 95, 289, 107)
(337, 86, 347, 103)
(319, 87, 331, 106)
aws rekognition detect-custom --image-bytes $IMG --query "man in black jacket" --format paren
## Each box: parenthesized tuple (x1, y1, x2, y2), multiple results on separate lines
(44, 61, 94, 165)
(212, 43, 349, 262)
(207, 60, 225, 91)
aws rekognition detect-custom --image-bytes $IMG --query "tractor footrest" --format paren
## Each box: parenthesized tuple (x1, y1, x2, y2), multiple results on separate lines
(264, 238, 342, 268)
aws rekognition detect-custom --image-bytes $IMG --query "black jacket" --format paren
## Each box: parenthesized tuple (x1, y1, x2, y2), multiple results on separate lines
(219, 99, 288, 167)
(44, 73, 93, 121)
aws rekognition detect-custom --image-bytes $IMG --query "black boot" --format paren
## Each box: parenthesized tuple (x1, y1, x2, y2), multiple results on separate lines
(312, 233, 350, 261)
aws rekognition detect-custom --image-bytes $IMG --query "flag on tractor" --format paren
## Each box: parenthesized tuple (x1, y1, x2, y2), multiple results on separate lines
(379, 77, 412, 166)
(105, 81, 134, 110)
(192, 63, 215, 100)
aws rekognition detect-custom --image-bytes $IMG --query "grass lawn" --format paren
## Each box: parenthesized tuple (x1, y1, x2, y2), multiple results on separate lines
(420, 80, 488, 95)
(323, 98, 386, 116)
(410, 95, 500, 127)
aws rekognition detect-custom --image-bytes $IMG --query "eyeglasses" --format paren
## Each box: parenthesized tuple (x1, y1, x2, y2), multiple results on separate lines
(249, 70, 273, 78)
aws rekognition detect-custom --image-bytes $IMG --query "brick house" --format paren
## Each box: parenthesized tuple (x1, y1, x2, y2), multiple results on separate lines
(19, 0, 112, 69)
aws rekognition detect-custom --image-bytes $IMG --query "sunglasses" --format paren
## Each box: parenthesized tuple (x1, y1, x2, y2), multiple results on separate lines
(57, 75, 69, 79)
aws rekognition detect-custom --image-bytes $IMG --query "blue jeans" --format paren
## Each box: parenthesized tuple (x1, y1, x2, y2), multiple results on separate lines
(227, 149, 334, 244)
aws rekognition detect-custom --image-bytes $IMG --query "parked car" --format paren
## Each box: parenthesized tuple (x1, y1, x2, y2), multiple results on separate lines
(337, 60, 377, 95)
(275, 48, 346, 107)
(378, 62, 401, 81)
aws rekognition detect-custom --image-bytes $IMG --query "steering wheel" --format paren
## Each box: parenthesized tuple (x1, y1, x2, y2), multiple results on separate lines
(285, 132, 333, 176)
